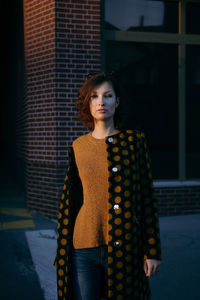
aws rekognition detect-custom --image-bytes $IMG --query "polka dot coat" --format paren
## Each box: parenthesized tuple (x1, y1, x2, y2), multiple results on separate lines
(54, 129, 162, 300)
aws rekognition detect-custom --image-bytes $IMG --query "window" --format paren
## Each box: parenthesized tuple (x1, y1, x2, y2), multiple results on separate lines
(106, 41, 178, 179)
(103, 0, 200, 180)
(186, 2, 200, 34)
(186, 45, 200, 178)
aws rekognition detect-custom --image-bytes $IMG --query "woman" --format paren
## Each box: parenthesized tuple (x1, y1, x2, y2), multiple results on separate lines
(54, 72, 162, 300)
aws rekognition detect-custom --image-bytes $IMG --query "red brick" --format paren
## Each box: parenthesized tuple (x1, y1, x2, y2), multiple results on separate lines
(21, 0, 101, 218)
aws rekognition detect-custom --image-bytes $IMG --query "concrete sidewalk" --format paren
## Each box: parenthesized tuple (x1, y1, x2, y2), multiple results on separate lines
(26, 228, 57, 300)
(149, 213, 200, 300)
(0, 201, 56, 300)
(26, 212, 200, 300)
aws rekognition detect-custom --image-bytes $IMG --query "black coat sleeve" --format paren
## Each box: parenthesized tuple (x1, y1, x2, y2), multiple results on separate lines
(139, 131, 162, 261)
(53, 146, 83, 267)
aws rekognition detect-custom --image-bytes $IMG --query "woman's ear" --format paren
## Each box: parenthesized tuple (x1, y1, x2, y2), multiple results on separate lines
(116, 97, 120, 107)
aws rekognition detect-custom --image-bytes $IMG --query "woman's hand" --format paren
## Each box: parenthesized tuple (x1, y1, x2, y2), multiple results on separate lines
(144, 259, 161, 277)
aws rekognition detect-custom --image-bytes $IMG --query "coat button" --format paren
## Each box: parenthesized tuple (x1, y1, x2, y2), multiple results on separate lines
(108, 137, 113, 142)
(114, 204, 119, 210)
(114, 241, 120, 247)
(112, 167, 118, 172)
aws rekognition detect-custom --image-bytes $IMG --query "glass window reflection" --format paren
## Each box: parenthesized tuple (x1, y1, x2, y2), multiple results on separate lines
(105, 0, 178, 33)
(186, 2, 200, 34)
(106, 41, 178, 179)
(186, 46, 200, 179)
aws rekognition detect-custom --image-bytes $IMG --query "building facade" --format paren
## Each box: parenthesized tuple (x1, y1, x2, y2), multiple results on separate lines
(14, 0, 200, 219)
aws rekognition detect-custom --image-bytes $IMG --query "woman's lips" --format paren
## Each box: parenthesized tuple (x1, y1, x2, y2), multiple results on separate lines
(97, 109, 106, 113)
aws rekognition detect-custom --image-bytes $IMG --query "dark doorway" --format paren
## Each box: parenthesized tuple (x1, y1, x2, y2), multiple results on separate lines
(1, 0, 25, 201)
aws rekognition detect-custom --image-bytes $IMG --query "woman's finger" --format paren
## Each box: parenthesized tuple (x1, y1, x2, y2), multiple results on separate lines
(152, 262, 160, 275)
(147, 261, 152, 277)
(144, 261, 148, 275)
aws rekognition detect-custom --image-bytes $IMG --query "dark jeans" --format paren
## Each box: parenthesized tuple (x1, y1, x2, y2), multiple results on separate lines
(72, 245, 108, 300)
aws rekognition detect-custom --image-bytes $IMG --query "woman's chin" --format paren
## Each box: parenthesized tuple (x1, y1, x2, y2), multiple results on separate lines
(93, 115, 114, 122)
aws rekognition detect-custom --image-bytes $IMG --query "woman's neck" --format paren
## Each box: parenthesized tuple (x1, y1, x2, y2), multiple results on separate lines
(91, 124, 119, 139)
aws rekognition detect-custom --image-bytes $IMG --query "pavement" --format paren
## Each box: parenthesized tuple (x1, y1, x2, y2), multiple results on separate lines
(149, 213, 200, 300)
(0, 199, 57, 300)
(0, 192, 200, 299)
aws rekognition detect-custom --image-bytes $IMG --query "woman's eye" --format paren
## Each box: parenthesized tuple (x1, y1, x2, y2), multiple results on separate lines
(90, 93, 113, 100)
(105, 94, 112, 98)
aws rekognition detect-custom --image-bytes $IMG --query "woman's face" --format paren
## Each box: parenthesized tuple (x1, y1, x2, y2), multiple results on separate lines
(89, 81, 119, 123)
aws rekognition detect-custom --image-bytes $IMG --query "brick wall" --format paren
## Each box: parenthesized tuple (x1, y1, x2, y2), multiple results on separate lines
(55, 0, 101, 155)
(156, 185, 200, 216)
(23, 0, 58, 218)
(23, 0, 101, 219)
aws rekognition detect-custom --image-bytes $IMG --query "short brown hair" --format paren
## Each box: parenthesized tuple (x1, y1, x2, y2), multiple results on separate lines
(75, 72, 120, 130)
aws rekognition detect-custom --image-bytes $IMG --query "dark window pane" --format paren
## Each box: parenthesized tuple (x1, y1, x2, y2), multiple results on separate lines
(186, 2, 200, 34)
(106, 41, 178, 179)
(105, 0, 178, 33)
(186, 46, 200, 179)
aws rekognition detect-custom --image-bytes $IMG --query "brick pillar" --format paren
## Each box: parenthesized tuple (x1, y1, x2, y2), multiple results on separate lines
(23, 0, 101, 218)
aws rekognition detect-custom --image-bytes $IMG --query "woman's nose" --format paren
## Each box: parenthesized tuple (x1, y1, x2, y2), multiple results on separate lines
(97, 95, 105, 106)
